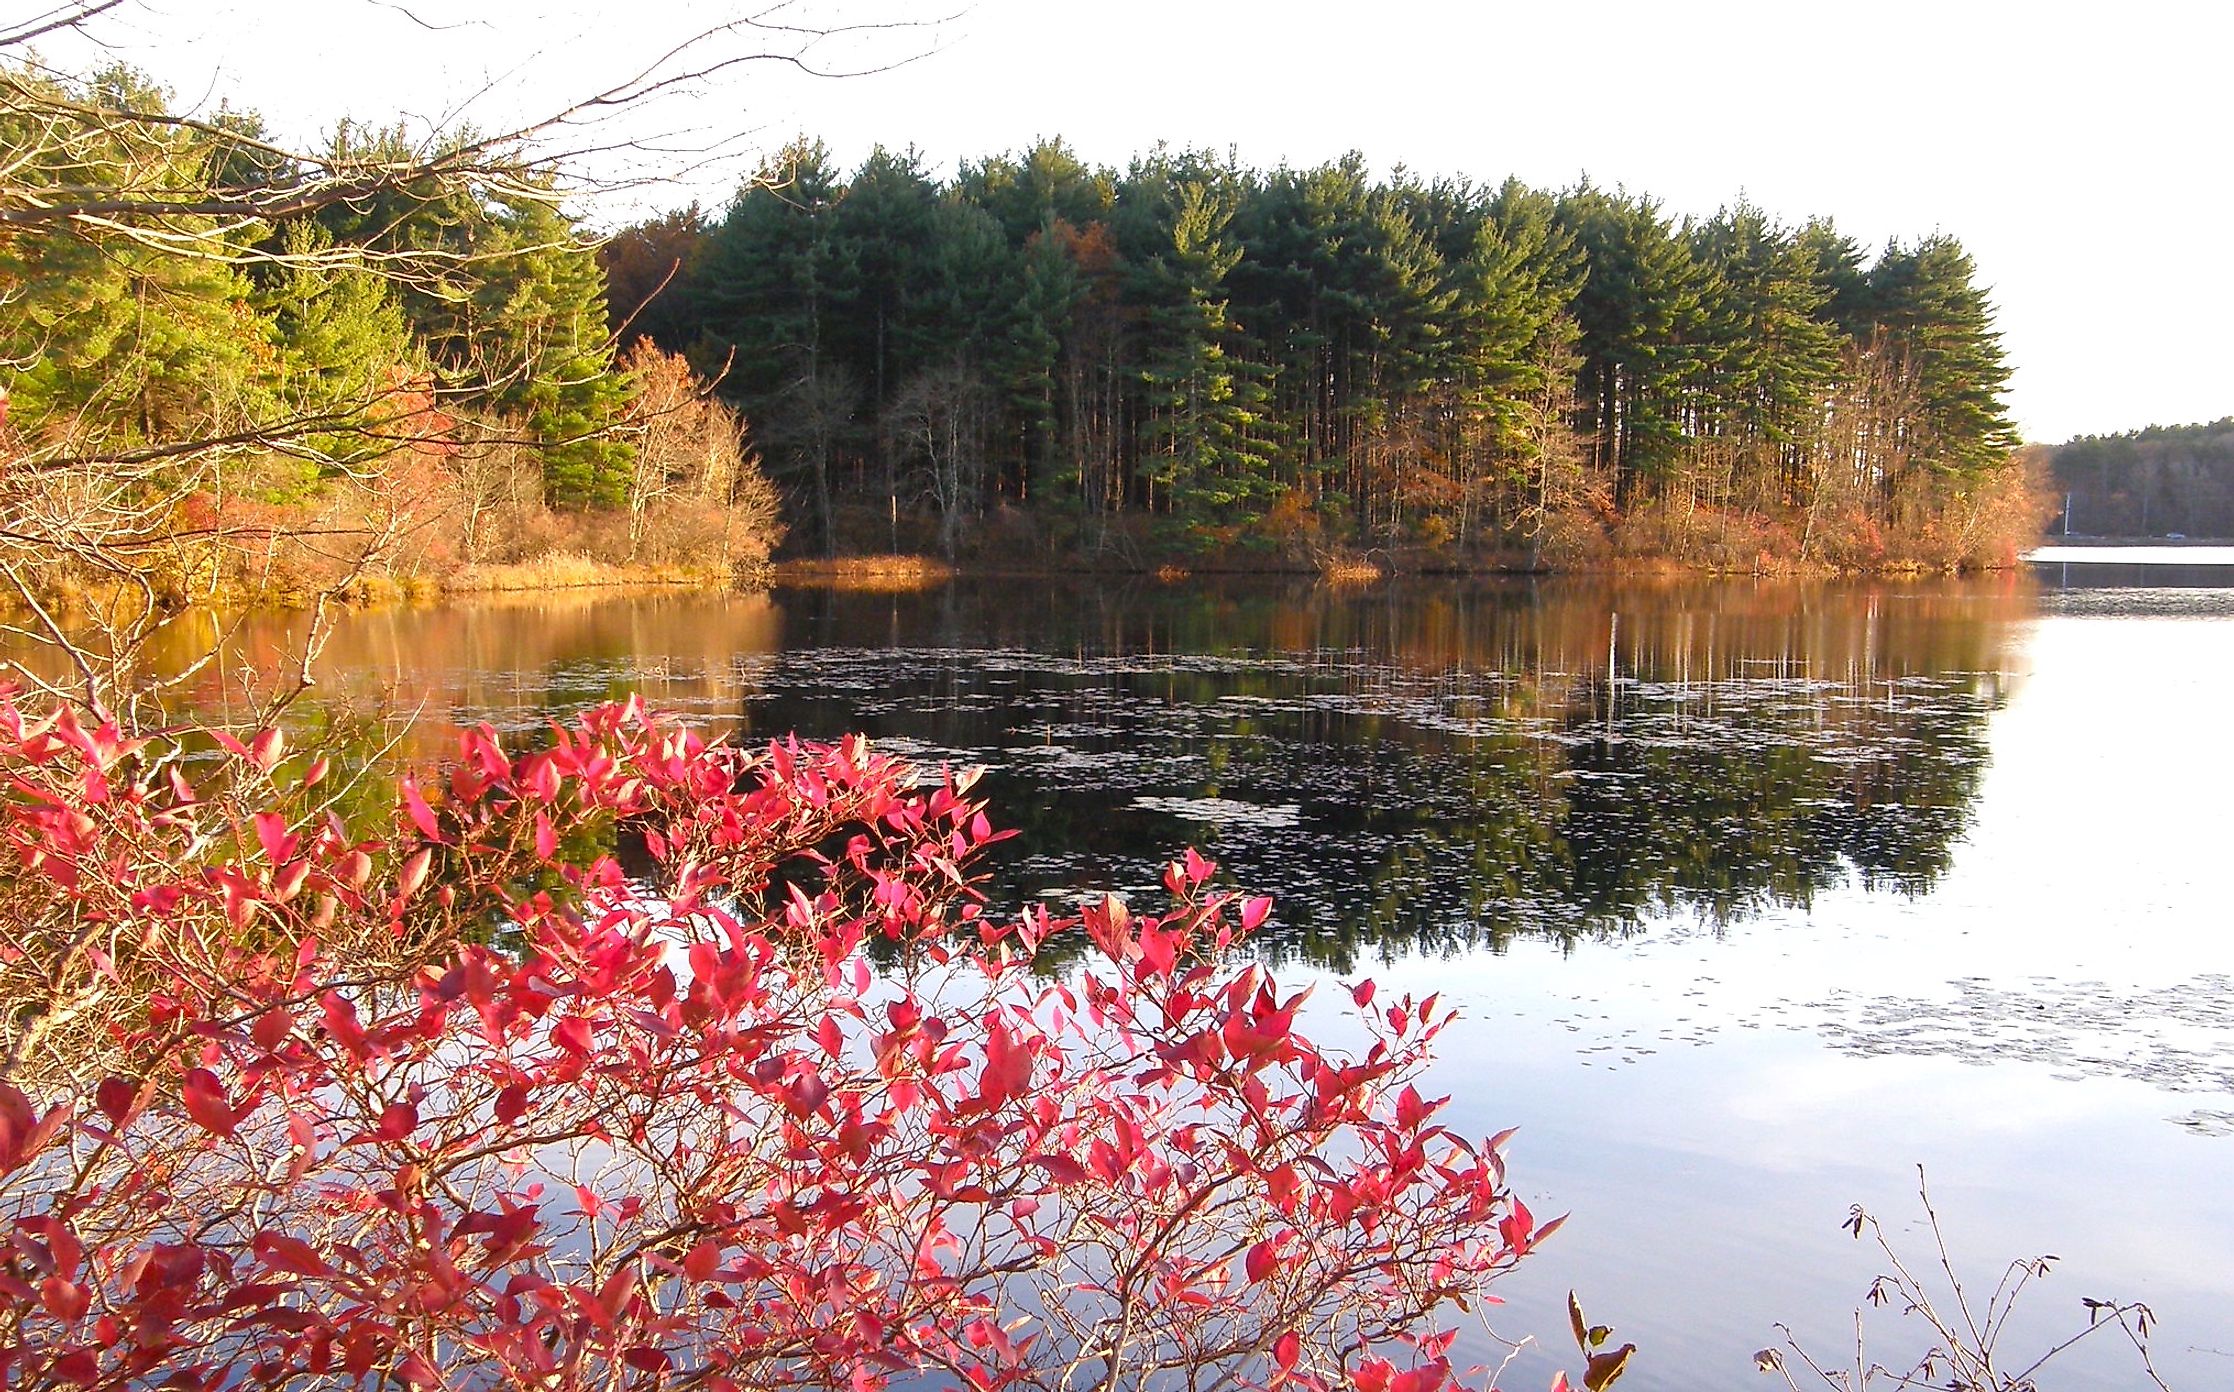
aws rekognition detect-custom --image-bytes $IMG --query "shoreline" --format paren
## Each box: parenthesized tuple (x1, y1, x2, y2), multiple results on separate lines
(10, 546, 2114, 623)
(769, 549, 2032, 588)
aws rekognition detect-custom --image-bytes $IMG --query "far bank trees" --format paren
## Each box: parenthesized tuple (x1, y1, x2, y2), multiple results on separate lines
(2046, 418, 2234, 538)
(607, 139, 2041, 570)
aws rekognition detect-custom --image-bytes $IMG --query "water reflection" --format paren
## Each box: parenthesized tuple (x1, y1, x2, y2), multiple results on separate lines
(745, 579, 2026, 964)
(3, 589, 783, 758)
(1, 577, 2030, 960)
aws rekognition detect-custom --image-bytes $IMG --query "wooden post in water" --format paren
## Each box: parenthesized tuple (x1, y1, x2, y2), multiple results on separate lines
(1605, 610, 1618, 738)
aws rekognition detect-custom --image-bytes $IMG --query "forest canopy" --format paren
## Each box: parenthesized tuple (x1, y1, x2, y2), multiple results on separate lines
(605, 137, 2043, 570)
(2, 49, 2043, 612)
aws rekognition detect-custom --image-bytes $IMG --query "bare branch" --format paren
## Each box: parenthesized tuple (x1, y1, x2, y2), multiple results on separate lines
(0, 0, 126, 50)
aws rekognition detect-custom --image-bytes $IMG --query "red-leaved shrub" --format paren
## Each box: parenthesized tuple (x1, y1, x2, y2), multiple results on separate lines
(0, 695, 1596, 1392)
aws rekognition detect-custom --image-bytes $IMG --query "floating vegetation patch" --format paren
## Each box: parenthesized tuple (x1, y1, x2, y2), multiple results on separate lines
(2168, 1109, 2234, 1137)
(1127, 796, 1303, 829)
(1805, 973, 2234, 1098)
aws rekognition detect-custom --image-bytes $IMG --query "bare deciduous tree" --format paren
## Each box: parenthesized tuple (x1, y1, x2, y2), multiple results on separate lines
(885, 361, 990, 559)
(619, 340, 783, 575)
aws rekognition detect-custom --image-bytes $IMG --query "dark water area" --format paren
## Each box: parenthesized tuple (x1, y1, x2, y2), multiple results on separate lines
(11, 574, 2232, 1390)
(2036, 561, 2234, 593)
(742, 580, 2010, 970)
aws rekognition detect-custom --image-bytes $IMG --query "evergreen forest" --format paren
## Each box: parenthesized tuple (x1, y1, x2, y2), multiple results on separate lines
(607, 137, 2047, 571)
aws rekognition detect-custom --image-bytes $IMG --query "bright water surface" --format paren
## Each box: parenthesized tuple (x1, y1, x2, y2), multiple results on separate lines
(35, 572, 2234, 1390)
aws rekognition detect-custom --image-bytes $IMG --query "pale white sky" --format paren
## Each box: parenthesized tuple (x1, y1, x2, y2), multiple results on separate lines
(32, 0, 2232, 443)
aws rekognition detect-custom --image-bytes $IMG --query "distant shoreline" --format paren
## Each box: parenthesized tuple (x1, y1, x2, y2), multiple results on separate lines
(2029, 535, 2232, 547)
(2025, 542, 2234, 564)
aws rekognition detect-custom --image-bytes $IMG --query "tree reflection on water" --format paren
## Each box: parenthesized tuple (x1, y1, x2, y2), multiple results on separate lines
(739, 578, 2023, 966)
(2, 576, 2028, 966)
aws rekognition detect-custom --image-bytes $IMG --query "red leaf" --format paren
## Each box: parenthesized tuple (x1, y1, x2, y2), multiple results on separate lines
(1500, 1196, 1536, 1254)
(1028, 1154, 1089, 1185)
(1245, 1239, 1277, 1284)
(254, 1231, 333, 1278)
(321, 992, 368, 1055)
(400, 777, 441, 841)
(396, 847, 433, 901)
(1391, 1367, 1448, 1392)
(50, 1350, 98, 1385)
(16, 1098, 70, 1164)
(980, 1016, 1031, 1110)
(39, 1276, 88, 1321)
(597, 1263, 638, 1323)
(249, 727, 285, 773)
(253, 812, 294, 864)
(524, 754, 561, 803)
(95, 1077, 135, 1125)
(682, 1241, 719, 1283)
(377, 1102, 418, 1141)
(286, 1113, 318, 1182)
(251, 1008, 295, 1050)
(181, 1068, 237, 1138)
(785, 1068, 829, 1119)
(495, 1085, 529, 1126)
(1396, 1085, 1425, 1131)
(1274, 1331, 1300, 1370)
(1183, 846, 1213, 885)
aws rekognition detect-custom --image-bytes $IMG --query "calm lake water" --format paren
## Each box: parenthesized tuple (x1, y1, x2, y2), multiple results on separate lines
(22, 572, 2234, 1389)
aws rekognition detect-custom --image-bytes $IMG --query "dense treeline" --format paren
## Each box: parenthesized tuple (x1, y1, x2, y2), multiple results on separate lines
(2047, 419, 2234, 538)
(3, 53, 2043, 614)
(0, 61, 780, 610)
(606, 138, 2044, 570)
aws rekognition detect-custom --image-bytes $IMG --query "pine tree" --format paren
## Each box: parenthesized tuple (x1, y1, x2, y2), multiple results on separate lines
(1861, 236, 2019, 478)
(1004, 224, 1086, 501)
(695, 140, 851, 550)
(830, 148, 938, 407)
(1688, 201, 1844, 506)
(0, 65, 276, 447)
(956, 137, 1114, 248)
(1557, 185, 1714, 504)
(1434, 178, 1584, 539)
(477, 194, 632, 509)
(262, 223, 412, 404)
(1130, 176, 1275, 524)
